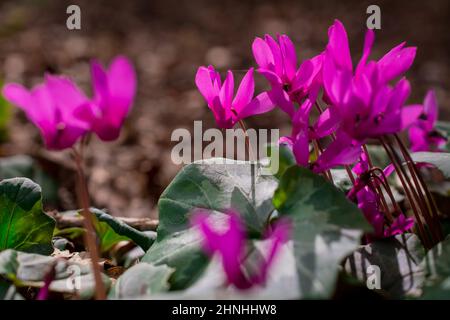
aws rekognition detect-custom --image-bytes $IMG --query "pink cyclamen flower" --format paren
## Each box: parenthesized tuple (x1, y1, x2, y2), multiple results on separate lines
(357, 187, 414, 239)
(191, 209, 290, 290)
(75, 56, 137, 141)
(323, 20, 421, 142)
(195, 66, 275, 129)
(252, 34, 322, 117)
(409, 90, 447, 152)
(2, 75, 90, 150)
(349, 153, 413, 239)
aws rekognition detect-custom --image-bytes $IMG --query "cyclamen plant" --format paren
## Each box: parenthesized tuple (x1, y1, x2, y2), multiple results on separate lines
(2, 19, 449, 300)
(194, 19, 447, 288)
(2, 55, 136, 299)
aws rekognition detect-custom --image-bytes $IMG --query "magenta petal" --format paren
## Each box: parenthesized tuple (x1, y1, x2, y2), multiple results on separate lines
(357, 187, 385, 237)
(264, 34, 283, 76)
(384, 215, 414, 237)
(106, 56, 137, 119)
(291, 59, 314, 91)
(2, 83, 32, 113)
(313, 108, 340, 138)
(409, 126, 429, 152)
(45, 75, 89, 122)
(314, 133, 361, 172)
(327, 19, 353, 71)
(219, 71, 234, 110)
(233, 68, 255, 113)
(252, 219, 291, 285)
(352, 151, 369, 176)
(356, 29, 375, 75)
(252, 37, 274, 70)
(91, 60, 109, 106)
(401, 105, 423, 131)
(257, 68, 282, 87)
(195, 66, 219, 106)
(377, 43, 416, 83)
(239, 91, 275, 119)
(423, 90, 438, 131)
(278, 35, 298, 80)
(191, 210, 251, 289)
(292, 130, 310, 167)
(267, 87, 295, 118)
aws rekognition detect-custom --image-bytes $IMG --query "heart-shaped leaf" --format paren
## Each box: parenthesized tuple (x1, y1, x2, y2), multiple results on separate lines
(157, 158, 277, 239)
(344, 233, 426, 298)
(109, 263, 174, 299)
(0, 177, 55, 254)
(273, 166, 371, 299)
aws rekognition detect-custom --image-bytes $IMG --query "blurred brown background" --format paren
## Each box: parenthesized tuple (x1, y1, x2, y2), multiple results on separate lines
(0, 0, 448, 218)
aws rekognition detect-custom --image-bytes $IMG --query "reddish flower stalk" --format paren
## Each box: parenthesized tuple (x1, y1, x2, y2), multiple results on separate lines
(393, 134, 443, 240)
(72, 147, 106, 300)
(380, 137, 436, 247)
(369, 167, 402, 217)
(386, 136, 440, 243)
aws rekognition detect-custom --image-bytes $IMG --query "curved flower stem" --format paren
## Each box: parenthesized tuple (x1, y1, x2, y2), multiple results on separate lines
(368, 177, 392, 222)
(369, 167, 402, 217)
(386, 135, 439, 243)
(362, 144, 394, 221)
(72, 147, 106, 300)
(380, 137, 432, 248)
(393, 134, 443, 241)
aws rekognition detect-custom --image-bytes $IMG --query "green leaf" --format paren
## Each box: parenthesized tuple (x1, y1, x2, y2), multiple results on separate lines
(157, 158, 278, 239)
(0, 155, 59, 205)
(411, 152, 450, 179)
(0, 249, 111, 299)
(421, 237, 450, 299)
(142, 228, 209, 290)
(344, 233, 426, 298)
(266, 144, 296, 179)
(0, 177, 55, 254)
(273, 166, 371, 298)
(91, 208, 155, 251)
(109, 263, 174, 299)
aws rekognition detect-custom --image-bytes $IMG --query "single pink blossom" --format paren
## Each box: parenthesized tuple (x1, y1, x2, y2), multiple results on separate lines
(2, 75, 90, 150)
(191, 209, 290, 290)
(409, 90, 447, 152)
(195, 66, 275, 129)
(252, 34, 322, 117)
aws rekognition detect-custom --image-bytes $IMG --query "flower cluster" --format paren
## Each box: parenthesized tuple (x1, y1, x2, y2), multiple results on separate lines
(2, 56, 136, 150)
(195, 19, 447, 251)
